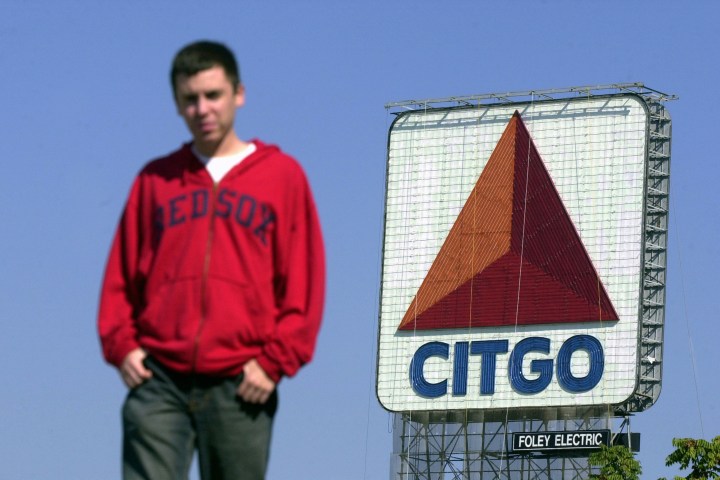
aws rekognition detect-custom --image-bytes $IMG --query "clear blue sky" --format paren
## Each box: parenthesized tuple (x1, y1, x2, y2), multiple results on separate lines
(1, 2, 717, 479)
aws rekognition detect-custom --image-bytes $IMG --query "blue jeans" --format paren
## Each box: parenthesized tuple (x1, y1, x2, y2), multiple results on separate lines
(122, 357, 277, 480)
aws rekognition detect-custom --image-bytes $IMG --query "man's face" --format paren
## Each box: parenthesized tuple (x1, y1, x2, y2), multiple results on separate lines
(174, 65, 245, 153)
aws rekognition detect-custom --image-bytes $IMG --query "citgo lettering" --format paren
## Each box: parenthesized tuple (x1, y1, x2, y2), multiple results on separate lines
(409, 335, 604, 397)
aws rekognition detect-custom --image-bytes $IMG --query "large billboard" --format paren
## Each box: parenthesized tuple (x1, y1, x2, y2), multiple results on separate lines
(377, 93, 668, 413)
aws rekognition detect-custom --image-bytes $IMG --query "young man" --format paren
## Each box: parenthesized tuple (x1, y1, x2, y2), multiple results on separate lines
(98, 41, 325, 480)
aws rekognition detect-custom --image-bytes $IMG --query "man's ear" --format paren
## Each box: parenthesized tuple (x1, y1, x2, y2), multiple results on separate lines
(173, 89, 184, 116)
(235, 84, 246, 108)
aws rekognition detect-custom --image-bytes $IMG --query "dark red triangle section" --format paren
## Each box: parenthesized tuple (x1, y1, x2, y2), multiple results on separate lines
(398, 112, 618, 331)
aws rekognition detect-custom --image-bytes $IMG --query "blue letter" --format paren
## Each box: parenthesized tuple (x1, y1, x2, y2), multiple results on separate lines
(216, 189, 235, 218)
(254, 204, 275, 245)
(235, 194, 256, 227)
(154, 206, 164, 233)
(509, 337, 553, 394)
(410, 342, 449, 398)
(556, 335, 604, 393)
(191, 189, 208, 219)
(453, 342, 469, 396)
(168, 195, 186, 226)
(471, 340, 509, 394)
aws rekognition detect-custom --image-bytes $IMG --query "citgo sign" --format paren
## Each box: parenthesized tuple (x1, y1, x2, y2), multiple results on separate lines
(378, 97, 650, 412)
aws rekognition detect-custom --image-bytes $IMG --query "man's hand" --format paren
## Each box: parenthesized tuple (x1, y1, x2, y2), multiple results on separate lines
(237, 359, 276, 404)
(119, 348, 152, 388)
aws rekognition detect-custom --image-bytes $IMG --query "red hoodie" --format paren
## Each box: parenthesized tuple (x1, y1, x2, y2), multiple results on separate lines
(98, 141, 325, 382)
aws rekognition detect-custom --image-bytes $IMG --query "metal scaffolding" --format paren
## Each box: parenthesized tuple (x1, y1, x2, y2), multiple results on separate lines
(624, 97, 672, 413)
(391, 410, 635, 480)
(385, 83, 677, 112)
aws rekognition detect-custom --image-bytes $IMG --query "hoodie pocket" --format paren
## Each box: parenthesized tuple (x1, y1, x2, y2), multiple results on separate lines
(206, 277, 276, 348)
(138, 278, 202, 340)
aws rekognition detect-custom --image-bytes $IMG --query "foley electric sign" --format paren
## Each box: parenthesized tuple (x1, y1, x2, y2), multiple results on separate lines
(377, 93, 666, 412)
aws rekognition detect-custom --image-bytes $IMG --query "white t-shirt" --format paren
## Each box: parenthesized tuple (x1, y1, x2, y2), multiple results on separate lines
(192, 143, 257, 183)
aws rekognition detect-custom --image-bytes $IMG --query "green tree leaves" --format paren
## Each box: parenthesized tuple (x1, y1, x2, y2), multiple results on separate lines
(662, 436, 720, 480)
(588, 445, 642, 480)
(588, 436, 720, 480)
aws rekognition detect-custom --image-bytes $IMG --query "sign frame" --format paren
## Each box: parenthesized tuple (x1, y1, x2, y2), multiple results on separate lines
(377, 85, 673, 415)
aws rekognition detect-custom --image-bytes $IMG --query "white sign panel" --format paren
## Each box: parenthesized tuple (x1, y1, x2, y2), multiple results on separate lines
(377, 96, 649, 412)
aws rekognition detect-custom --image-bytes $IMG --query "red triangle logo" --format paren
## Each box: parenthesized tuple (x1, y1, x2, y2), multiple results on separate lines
(398, 112, 618, 331)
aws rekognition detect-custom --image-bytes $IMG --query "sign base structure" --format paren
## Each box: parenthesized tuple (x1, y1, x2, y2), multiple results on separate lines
(379, 84, 674, 479)
(391, 409, 639, 480)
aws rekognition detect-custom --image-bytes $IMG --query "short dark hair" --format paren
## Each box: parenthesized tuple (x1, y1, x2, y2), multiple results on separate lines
(170, 41, 240, 97)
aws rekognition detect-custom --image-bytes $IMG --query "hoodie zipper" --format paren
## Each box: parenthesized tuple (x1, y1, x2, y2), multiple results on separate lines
(191, 182, 218, 373)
